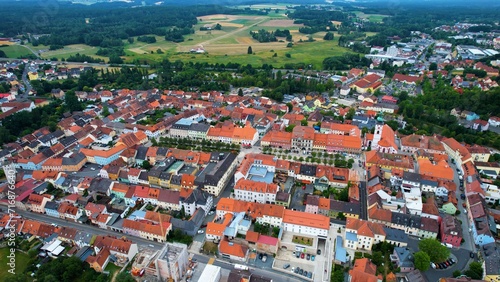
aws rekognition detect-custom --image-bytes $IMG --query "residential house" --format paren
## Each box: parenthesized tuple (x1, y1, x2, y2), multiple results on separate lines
(344, 218, 386, 251)
(440, 215, 462, 248)
(348, 258, 380, 282)
(390, 247, 414, 273)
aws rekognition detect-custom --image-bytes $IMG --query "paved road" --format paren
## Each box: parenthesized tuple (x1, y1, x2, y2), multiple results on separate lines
(13, 209, 165, 249)
(358, 181, 367, 220)
(405, 236, 476, 282)
(21, 63, 32, 98)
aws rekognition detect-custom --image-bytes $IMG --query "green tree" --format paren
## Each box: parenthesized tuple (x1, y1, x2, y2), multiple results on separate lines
(64, 90, 83, 112)
(141, 160, 152, 170)
(115, 272, 136, 282)
(429, 62, 438, 71)
(247, 46, 253, 54)
(238, 88, 243, 96)
(452, 270, 462, 278)
(414, 251, 430, 271)
(418, 238, 450, 263)
(323, 32, 334, 40)
(101, 105, 110, 117)
(464, 262, 483, 280)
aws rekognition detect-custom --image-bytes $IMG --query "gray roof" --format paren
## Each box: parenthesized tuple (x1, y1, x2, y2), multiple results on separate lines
(88, 178, 113, 194)
(383, 227, 408, 243)
(394, 247, 414, 268)
(482, 242, 500, 275)
(45, 201, 59, 211)
(299, 164, 317, 176)
(60, 136, 78, 148)
(181, 189, 211, 206)
(170, 208, 205, 236)
(391, 212, 421, 228)
(329, 200, 360, 215)
(403, 171, 421, 183)
(189, 123, 210, 132)
(62, 153, 86, 166)
(135, 146, 148, 161)
(204, 153, 236, 187)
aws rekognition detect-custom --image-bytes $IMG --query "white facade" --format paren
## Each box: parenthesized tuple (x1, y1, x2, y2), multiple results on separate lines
(282, 222, 328, 237)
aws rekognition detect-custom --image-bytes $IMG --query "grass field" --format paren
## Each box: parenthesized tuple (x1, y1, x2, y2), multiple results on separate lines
(0, 248, 31, 282)
(354, 11, 390, 23)
(0, 13, 365, 68)
(0, 45, 33, 58)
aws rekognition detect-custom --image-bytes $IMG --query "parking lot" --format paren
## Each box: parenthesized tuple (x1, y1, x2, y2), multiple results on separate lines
(273, 247, 325, 281)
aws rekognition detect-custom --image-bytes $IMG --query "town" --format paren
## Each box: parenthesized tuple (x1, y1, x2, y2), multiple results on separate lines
(0, 2, 499, 282)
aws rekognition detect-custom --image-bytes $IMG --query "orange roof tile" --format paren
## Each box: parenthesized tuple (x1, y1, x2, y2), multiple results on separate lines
(283, 209, 329, 230)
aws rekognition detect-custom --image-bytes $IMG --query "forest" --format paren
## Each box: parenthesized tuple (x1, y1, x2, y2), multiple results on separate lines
(0, 2, 264, 47)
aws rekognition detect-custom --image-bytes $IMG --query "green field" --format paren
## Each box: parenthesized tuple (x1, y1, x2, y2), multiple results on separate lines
(0, 13, 365, 69)
(0, 248, 31, 282)
(354, 11, 390, 23)
(0, 45, 33, 58)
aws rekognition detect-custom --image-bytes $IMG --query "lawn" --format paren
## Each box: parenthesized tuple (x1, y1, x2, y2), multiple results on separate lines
(39, 44, 108, 62)
(0, 45, 33, 58)
(0, 248, 31, 282)
(104, 262, 121, 276)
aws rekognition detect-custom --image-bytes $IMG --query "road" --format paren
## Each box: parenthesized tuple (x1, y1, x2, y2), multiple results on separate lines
(13, 209, 165, 249)
(21, 63, 32, 98)
(0, 57, 150, 68)
(358, 181, 368, 220)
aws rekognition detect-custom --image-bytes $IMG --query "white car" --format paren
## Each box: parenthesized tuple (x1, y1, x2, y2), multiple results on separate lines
(197, 229, 204, 234)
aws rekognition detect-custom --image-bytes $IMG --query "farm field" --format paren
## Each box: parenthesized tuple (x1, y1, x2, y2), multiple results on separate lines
(7, 13, 361, 68)
(0, 45, 33, 58)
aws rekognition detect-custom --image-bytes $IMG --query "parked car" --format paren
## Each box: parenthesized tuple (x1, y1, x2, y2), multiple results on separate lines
(201, 224, 207, 228)
(197, 230, 204, 234)
(301, 253, 305, 259)
(262, 255, 267, 263)
(283, 264, 290, 269)
(431, 262, 436, 269)
(296, 252, 300, 258)
(208, 211, 215, 215)
(317, 249, 321, 255)
(304, 271, 308, 277)
(470, 252, 475, 258)
(450, 258, 456, 264)
(299, 269, 304, 275)
(258, 253, 263, 260)
(295, 267, 300, 274)
(307, 272, 312, 278)
(311, 255, 315, 261)
(306, 254, 310, 260)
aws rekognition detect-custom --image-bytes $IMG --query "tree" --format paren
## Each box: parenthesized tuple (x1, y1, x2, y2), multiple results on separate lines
(414, 251, 430, 271)
(64, 90, 83, 112)
(465, 262, 484, 280)
(115, 272, 136, 282)
(418, 238, 450, 263)
(429, 62, 438, 71)
(238, 88, 243, 96)
(141, 160, 152, 170)
(323, 32, 334, 40)
(452, 270, 462, 278)
(101, 105, 110, 117)
(247, 46, 253, 54)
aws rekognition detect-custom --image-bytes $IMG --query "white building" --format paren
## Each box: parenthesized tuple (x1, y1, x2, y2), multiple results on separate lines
(282, 210, 329, 238)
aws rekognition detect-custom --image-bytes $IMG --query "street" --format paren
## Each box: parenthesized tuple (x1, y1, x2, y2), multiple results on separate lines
(13, 209, 164, 249)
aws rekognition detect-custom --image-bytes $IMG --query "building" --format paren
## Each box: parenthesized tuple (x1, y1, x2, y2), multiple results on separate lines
(390, 247, 414, 272)
(198, 264, 221, 282)
(442, 138, 472, 166)
(155, 243, 189, 282)
(440, 215, 462, 248)
(219, 239, 249, 262)
(282, 209, 329, 238)
(348, 258, 379, 282)
(344, 218, 386, 251)
(371, 124, 397, 153)
(233, 179, 279, 204)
